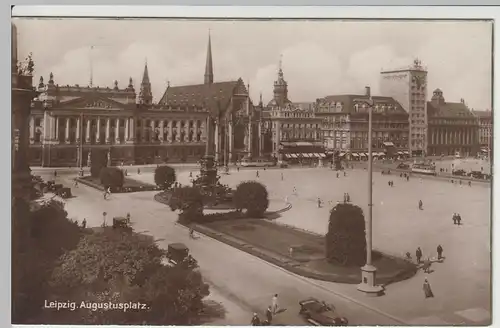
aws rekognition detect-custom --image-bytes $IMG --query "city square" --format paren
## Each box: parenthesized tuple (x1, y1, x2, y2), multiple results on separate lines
(11, 15, 493, 327)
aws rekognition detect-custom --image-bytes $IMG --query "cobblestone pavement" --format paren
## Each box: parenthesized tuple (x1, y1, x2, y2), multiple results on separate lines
(33, 166, 491, 325)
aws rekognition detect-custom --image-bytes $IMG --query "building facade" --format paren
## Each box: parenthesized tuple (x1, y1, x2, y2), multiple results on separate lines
(426, 89, 479, 157)
(28, 33, 261, 167)
(472, 109, 492, 155)
(261, 60, 324, 162)
(314, 87, 410, 160)
(380, 59, 428, 156)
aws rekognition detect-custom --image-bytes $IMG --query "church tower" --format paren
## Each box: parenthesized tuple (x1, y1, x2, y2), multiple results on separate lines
(138, 61, 153, 105)
(273, 55, 289, 107)
(204, 32, 214, 84)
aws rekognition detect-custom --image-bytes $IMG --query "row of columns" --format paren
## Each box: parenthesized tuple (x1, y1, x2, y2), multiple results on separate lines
(34, 115, 208, 145)
(430, 128, 475, 146)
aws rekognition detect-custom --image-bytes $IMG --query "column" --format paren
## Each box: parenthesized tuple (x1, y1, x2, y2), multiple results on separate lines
(142, 119, 147, 142)
(200, 119, 207, 142)
(258, 121, 263, 157)
(159, 120, 164, 142)
(150, 120, 156, 142)
(214, 121, 219, 162)
(76, 116, 81, 142)
(55, 117, 60, 142)
(193, 120, 198, 142)
(185, 120, 190, 142)
(96, 117, 101, 143)
(114, 118, 119, 143)
(43, 112, 49, 143)
(65, 117, 70, 143)
(247, 120, 253, 156)
(125, 118, 129, 141)
(176, 120, 181, 142)
(275, 121, 281, 157)
(29, 116, 35, 144)
(105, 118, 111, 144)
(85, 118, 91, 143)
(167, 121, 173, 143)
(228, 120, 233, 162)
(129, 117, 135, 142)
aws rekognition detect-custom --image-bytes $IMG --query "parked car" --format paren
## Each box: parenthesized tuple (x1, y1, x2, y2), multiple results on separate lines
(469, 171, 485, 179)
(298, 297, 348, 326)
(397, 163, 410, 169)
(452, 169, 467, 176)
(55, 187, 72, 199)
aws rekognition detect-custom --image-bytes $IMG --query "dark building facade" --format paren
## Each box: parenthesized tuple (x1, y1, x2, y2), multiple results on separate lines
(472, 109, 492, 156)
(315, 88, 410, 160)
(426, 89, 480, 157)
(28, 33, 262, 167)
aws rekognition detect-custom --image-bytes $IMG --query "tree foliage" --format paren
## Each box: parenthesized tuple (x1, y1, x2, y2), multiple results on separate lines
(168, 186, 204, 223)
(48, 229, 209, 325)
(154, 165, 177, 190)
(325, 203, 367, 266)
(90, 149, 108, 178)
(100, 167, 124, 189)
(232, 181, 269, 218)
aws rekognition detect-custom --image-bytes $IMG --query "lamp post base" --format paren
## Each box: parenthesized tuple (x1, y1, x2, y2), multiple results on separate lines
(357, 264, 384, 296)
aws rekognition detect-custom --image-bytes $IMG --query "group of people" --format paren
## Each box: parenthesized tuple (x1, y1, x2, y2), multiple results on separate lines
(407, 244, 444, 273)
(452, 213, 463, 225)
(399, 172, 411, 182)
(251, 294, 280, 325)
(387, 180, 395, 187)
(343, 193, 351, 203)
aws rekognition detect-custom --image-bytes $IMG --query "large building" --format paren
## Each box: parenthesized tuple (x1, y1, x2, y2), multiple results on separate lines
(261, 60, 324, 162)
(28, 33, 262, 167)
(472, 109, 493, 156)
(314, 87, 410, 160)
(426, 89, 479, 157)
(380, 59, 428, 156)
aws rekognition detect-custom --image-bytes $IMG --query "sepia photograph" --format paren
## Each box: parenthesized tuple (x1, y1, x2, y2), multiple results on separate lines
(11, 12, 493, 326)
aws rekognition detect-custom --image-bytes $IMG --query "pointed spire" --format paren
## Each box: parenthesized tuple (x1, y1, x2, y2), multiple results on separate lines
(259, 92, 263, 106)
(139, 61, 152, 105)
(142, 59, 150, 84)
(204, 29, 214, 84)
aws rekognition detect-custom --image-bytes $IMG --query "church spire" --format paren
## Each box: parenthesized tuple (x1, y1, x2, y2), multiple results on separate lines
(204, 30, 214, 84)
(139, 60, 152, 105)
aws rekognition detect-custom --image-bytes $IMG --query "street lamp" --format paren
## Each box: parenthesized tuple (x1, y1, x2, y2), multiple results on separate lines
(354, 86, 384, 296)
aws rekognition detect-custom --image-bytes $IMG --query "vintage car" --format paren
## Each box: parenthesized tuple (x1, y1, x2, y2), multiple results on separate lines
(166, 243, 190, 265)
(112, 216, 132, 231)
(298, 298, 348, 326)
(396, 162, 410, 170)
(452, 169, 467, 176)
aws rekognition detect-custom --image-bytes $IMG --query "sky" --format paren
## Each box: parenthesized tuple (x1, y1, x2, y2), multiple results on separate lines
(13, 18, 493, 110)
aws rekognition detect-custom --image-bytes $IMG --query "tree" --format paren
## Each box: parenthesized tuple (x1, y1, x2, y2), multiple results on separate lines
(232, 181, 269, 218)
(154, 165, 176, 190)
(48, 229, 209, 325)
(168, 186, 204, 223)
(325, 203, 367, 266)
(100, 167, 124, 189)
(91, 149, 108, 178)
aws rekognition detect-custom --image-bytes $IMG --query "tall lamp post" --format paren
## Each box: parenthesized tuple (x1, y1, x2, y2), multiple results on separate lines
(354, 86, 384, 296)
(77, 112, 84, 176)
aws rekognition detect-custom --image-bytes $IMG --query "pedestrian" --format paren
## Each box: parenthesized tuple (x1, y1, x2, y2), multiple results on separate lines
(346, 193, 350, 202)
(423, 258, 431, 273)
(124, 169, 128, 176)
(418, 200, 423, 210)
(53, 170, 57, 178)
(281, 172, 284, 181)
(266, 306, 273, 324)
(74, 179, 78, 187)
(336, 172, 339, 178)
(400, 173, 403, 178)
(317, 197, 322, 208)
(251, 313, 261, 326)
(468, 181, 472, 187)
(457, 213, 462, 225)
(406, 176, 410, 181)
(388, 181, 391, 187)
(423, 278, 434, 298)
(137, 168, 141, 175)
(272, 294, 279, 314)
(289, 246, 294, 258)
(452, 213, 457, 225)
(81, 218, 87, 228)
(237, 166, 240, 172)
(343, 171, 346, 177)
(459, 180, 462, 185)
(126, 212, 131, 223)
(437, 244, 443, 260)
(256, 170, 259, 178)
(189, 171, 192, 178)
(416, 247, 422, 264)
(451, 179, 454, 184)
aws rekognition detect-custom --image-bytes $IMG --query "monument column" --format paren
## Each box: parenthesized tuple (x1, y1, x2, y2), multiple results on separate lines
(214, 121, 219, 162)
(258, 121, 263, 157)
(228, 120, 233, 162)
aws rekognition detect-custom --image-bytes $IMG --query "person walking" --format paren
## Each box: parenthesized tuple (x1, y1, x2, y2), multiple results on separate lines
(423, 258, 431, 273)
(266, 306, 273, 324)
(423, 278, 434, 298)
(126, 212, 131, 223)
(346, 193, 351, 203)
(418, 200, 423, 210)
(452, 213, 457, 225)
(189, 171, 193, 178)
(457, 213, 462, 225)
(336, 172, 339, 178)
(137, 168, 141, 175)
(256, 170, 260, 178)
(81, 218, 87, 229)
(271, 294, 279, 314)
(74, 179, 79, 187)
(437, 244, 443, 260)
(237, 166, 240, 172)
(416, 247, 423, 264)
(317, 198, 322, 208)
(53, 170, 57, 178)
(251, 313, 261, 326)
(289, 246, 294, 258)
(281, 172, 284, 181)
(468, 181, 472, 187)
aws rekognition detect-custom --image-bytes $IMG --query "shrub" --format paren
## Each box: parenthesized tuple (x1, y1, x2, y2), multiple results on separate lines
(90, 149, 108, 178)
(168, 187, 204, 224)
(100, 167, 124, 189)
(154, 166, 176, 190)
(325, 203, 367, 266)
(232, 181, 269, 218)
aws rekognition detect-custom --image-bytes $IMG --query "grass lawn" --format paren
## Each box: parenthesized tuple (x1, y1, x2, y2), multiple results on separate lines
(82, 176, 156, 188)
(203, 219, 417, 285)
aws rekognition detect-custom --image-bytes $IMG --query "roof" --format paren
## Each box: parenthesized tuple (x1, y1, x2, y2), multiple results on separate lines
(427, 101, 476, 118)
(472, 110, 492, 118)
(316, 94, 407, 115)
(158, 79, 246, 116)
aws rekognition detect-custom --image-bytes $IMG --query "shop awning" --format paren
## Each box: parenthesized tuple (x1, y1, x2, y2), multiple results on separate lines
(320, 153, 326, 158)
(308, 153, 315, 157)
(290, 153, 298, 158)
(378, 152, 385, 156)
(352, 153, 359, 157)
(403, 151, 409, 154)
(284, 154, 292, 159)
(481, 149, 489, 153)
(383, 142, 395, 147)
(339, 152, 345, 157)
(360, 153, 367, 157)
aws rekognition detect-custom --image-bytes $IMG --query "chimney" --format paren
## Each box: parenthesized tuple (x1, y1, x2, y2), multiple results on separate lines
(365, 86, 371, 97)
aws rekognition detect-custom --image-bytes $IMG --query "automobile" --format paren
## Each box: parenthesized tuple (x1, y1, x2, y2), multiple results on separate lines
(452, 169, 467, 176)
(469, 171, 485, 179)
(397, 163, 410, 169)
(112, 216, 132, 232)
(298, 297, 348, 326)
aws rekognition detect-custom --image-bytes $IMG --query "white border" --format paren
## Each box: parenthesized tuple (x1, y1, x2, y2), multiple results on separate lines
(6, 5, 499, 328)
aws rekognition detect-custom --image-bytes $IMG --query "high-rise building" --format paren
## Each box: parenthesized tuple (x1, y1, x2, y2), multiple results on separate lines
(380, 59, 428, 156)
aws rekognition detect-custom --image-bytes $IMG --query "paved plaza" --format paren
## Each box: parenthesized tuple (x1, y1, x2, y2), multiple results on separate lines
(34, 164, 491, 325)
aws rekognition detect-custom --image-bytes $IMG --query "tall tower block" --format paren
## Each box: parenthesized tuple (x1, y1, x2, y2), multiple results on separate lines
(380, 59, 428, 156)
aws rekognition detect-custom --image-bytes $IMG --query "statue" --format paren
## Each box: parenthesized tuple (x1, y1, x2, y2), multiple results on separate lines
(87, 151, 92, 167)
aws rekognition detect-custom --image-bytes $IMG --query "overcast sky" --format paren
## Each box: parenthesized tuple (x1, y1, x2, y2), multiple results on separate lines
(13, 18, 492, 110)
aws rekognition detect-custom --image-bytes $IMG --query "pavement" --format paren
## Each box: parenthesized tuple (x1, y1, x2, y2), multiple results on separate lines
(32, 165, 492, 326)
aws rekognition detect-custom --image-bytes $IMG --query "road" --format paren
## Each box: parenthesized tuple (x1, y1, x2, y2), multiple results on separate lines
(35, 170, 404, 326)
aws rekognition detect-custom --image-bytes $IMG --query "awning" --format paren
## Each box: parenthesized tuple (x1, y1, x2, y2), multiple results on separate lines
(481, 149, 489, 153)
(301, 153, 309, 158)
(360, 153, 367, 157)
(397, 151, 403, 155)
(339, 152, 345, 157)
(284, 154, 292, 159)
(383, 142, 395, 147)
(313, 153, 321, 157)
(308, 153, 315, 157)
(295, 142, 314, 147)
(378, 152, 385, 156)
(280, 141, 297, 147)
(320, 153, 326, 158)
(352, 153, 359, 157)
(403, 151, 409, 154)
